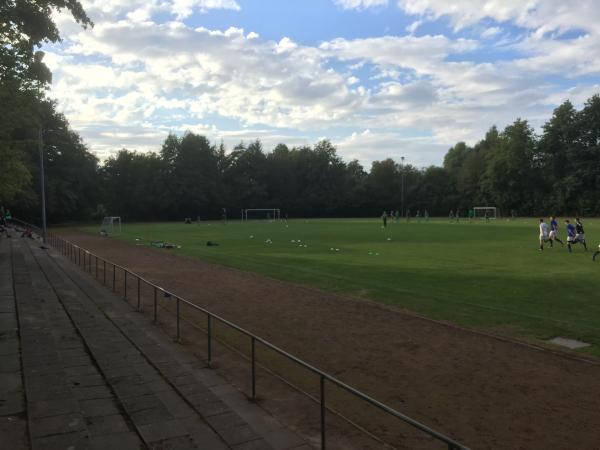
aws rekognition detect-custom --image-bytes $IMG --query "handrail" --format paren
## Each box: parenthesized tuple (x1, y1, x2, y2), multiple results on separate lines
(9, 218, 471, 450)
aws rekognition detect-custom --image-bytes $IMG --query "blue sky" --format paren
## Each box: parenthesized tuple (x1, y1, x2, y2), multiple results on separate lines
(46, 0, 600, 167)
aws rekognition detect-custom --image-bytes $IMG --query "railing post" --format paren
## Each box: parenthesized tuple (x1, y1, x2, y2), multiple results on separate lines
(124, 270, 127, 300)
(78, 247, 81, 266)
(251, 337, 256, 401)
(112, 264, 116, 291)
(320, 375, 326, 450)
(153, 287, 157, 324)
(137, 277, 141, 311)
(176, 297, 181, 342)
(207, 315, 212, 365)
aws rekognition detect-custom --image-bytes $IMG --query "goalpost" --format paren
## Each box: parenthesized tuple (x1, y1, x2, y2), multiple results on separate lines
(100, 216, 122, 235)
(243, 209, 281, 221)
(473, 207, 498, 219)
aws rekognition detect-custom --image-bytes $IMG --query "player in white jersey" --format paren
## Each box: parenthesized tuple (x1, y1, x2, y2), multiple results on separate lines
(539, 218, 550, 251)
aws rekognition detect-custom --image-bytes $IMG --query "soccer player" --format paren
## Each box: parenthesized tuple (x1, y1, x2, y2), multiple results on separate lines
(381, 211, 388, 228)
(548, 216, 564, 247)
(593, 245, 600, 261)
(539, 218, 550, 251)
(449, 210, 454, 222)
(565, 219, 579, 253)
(575, 218, 588, 251)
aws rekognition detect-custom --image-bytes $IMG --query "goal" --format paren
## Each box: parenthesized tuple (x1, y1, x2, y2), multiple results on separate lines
(243, 209, 281, 221)
(473, 207, 497, 219)
(100, 216, 122, 235)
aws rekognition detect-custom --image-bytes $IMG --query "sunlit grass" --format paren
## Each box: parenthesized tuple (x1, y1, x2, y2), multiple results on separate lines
(81, 217, 600, 356)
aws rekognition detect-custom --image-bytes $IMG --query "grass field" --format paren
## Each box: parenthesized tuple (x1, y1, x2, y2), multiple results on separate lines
(83, 218, 600, 356)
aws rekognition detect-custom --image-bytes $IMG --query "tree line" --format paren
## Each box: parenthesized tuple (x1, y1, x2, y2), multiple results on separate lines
(2, 2, 599, 224)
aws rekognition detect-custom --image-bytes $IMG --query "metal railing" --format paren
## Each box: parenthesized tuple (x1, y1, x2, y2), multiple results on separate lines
(11, 219, 470, 450)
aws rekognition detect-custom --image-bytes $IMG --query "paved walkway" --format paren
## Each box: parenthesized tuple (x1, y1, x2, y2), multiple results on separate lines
(0, 234, 309, 450)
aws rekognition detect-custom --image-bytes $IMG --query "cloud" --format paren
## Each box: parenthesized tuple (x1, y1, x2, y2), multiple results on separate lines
(336, 130, 448, 168)
(45, 1, 600, 167)
(333, 0, 389, 10)
(405, 20, 422, 34)
(397, 0, 600, 35)
(481, 26, 501, 39)
(319, 34, 479, 75)
(77, 0, 240, 22)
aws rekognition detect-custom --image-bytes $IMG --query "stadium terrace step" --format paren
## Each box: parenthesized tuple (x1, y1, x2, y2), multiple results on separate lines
(2, 234, 307, 450)
(0, 238, 28, 450)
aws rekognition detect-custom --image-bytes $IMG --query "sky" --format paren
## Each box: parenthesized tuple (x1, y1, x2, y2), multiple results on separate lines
(45, 0, 600, 168)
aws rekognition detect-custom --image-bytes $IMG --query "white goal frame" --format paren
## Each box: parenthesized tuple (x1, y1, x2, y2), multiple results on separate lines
(473, 207, 497, 219)
(243, 209, 281, 221)
(100, 216, 122, 235)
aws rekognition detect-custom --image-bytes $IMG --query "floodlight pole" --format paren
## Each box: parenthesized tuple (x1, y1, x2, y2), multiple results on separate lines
(400, 156, 405, 217)
(39, 126, 47, 244)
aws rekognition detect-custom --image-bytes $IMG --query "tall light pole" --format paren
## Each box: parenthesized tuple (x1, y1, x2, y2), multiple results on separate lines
(39, 126, 47, 245)
(35, 51, 48, 245)
(400, 156, 405, 217)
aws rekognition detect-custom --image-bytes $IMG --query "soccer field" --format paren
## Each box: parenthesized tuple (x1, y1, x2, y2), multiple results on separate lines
(86, 218, 600, 356)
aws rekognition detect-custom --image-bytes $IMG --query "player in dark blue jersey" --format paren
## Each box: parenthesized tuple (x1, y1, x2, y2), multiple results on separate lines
(565, 219, 582, 253)
(548, 216, 563, 247)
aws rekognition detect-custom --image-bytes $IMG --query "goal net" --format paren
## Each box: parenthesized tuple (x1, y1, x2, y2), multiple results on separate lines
(473, 207, 497, 219)
(100, 216, 122, 235)
(243, 209, 281, 221)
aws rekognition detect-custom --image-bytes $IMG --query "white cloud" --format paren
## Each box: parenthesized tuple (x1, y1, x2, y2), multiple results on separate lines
(336, 130, 448, 168)
(481, 26, 501, 39)
(75, 0, 240, 23)
(334, 0, 389, 10)
(44, 1, 600, 166)
(397, 0, 600, 35)
(319, 34, 479, 75)
(405, 20, 422, 34)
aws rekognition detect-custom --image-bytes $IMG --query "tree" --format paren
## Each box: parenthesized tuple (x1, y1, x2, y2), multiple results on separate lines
(1, 0, 93, 215)
(538, 101, 579, 212)
(223, 140, 268, 210)
(481, 119, 539, 214)
(163, 132, 221, 218)
(571, 95, 600, 214)
(102, 150, 163, 220)
(1, 0, 92, 86)
(10, 102, 100, 222)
